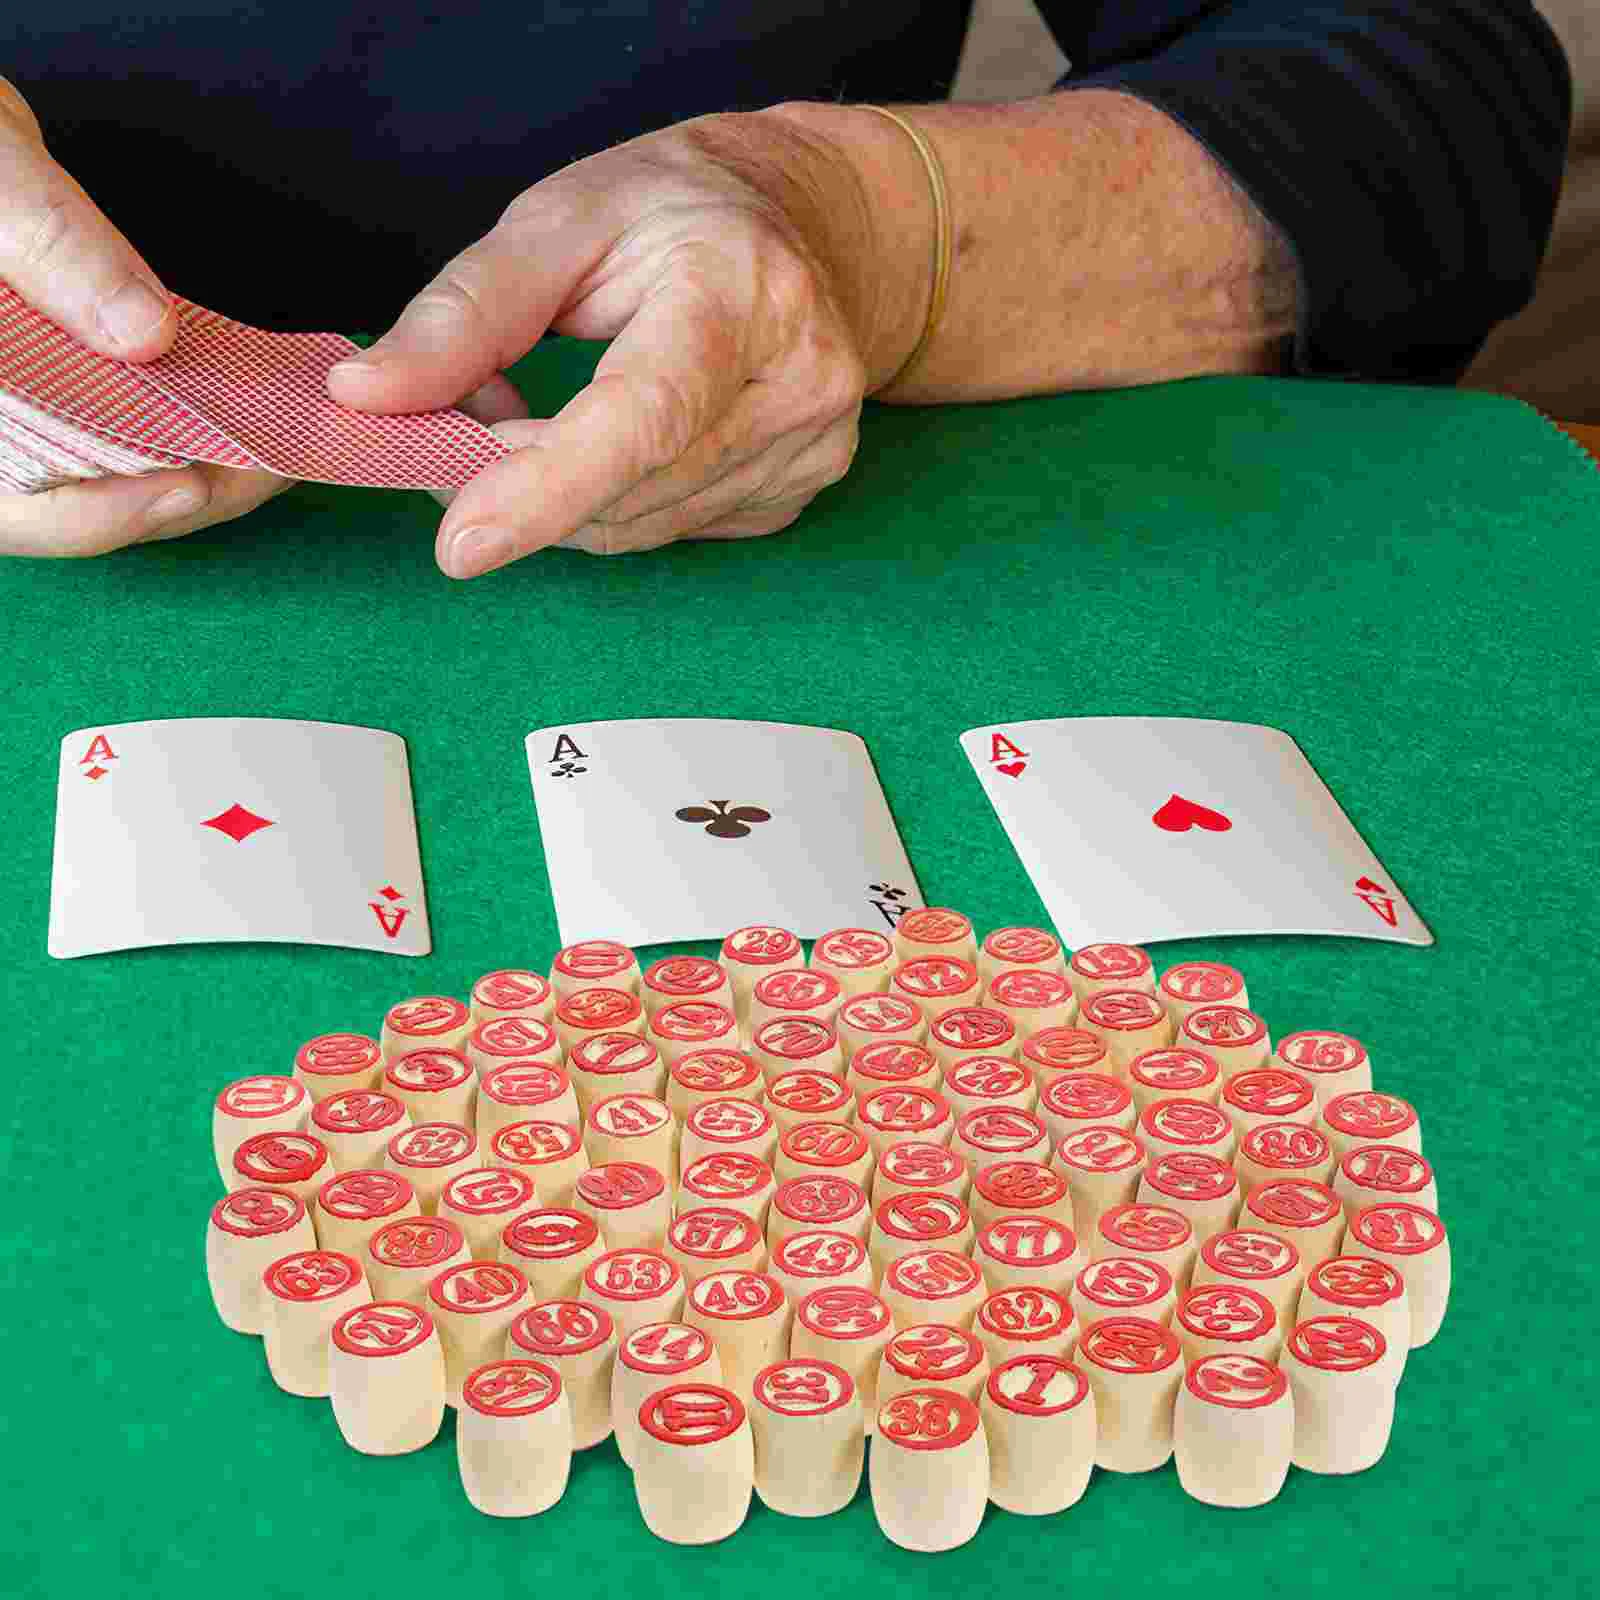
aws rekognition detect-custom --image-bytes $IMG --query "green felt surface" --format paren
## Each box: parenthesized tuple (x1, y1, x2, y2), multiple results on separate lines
(3, 343, 1597, 1598)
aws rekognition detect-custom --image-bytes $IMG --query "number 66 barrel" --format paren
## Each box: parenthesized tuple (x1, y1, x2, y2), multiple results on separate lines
(869, 1389, 989, 1552)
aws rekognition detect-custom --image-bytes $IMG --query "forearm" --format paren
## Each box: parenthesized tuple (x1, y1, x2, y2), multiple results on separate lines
(762, 91, 1299, 402)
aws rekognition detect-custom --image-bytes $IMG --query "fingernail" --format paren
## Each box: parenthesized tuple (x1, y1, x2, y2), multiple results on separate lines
(442, 524, 512, 578)
(145, 486, 206, 526)
(329, 355, 381, 378)
(99, 280, 170, 348)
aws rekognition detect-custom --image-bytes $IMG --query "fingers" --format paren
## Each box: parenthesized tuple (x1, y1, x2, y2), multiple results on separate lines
(428, 375, 533, 508)
(0, 462, 288, 558)
(0, 77, 176, 359)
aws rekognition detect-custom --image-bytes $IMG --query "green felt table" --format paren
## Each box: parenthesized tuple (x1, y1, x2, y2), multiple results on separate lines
(3, 341, 1597, 1599)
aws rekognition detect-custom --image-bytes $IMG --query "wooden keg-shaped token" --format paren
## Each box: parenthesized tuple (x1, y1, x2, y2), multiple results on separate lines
(1193, 1229, 1305, 1332)
(684, 1097, 779, 1170)
(858, 1086, 955, 1162)
(1275, 1030, 1371, 1108)
(1281, 1316, 1394, 1472)
(438, 1167, 538, 1259)
(1096, 1202, 1198, 1289)
(1175, 1282, 1282, 1363)
(974, 1286, 1077, 1368)
(1334, 1144, 1438, 1223)
(928, 1006, 1018, 1075)
(974, 1215, 1081, 1294)
(970, 1159, 1074, 1231)
(633, 1383, 754, 1544)
(1348, 1203, 1450, 1346)
(895, 907, 977, 965)
(765, 1067, 855, 1134)
(330, 1300, 445, 1455)
(983, 1354, 1095, 1514)
(1299, 1256, 1409, 1385)
(870, 1389, 988, 1552)
(1128, 1047, 1222, 1113)
(1180, 1006, 1271, 1082)
(890, 955, 981, 1022)
(1021, 1026, 1111, 1091)
(1140, 1097, 1237, 1164)
(1236, 1121, 1336, 1197)
(573, 1162, 670, 1251)
(428, 1259, 532, 1406)
(311, 1090, 410, 1174)
(231, 1129, 331, 1204)
(986, 967, 1077, 1034)
(942, 1055, 1036, 1120)
(641, 955, 733, 1021)
(385, 1047, 476, 1128)
(1081, 989, 1176, 1079)
(1051, 1124, 1146, 1240)
(261, 1249, 369, 1397)
(489, 1119, 588, 1206)
(366, 1216, 469, 1306)
(294, 1033, 383, 1102)
(554, 986, 646, 1058)
(465, 1016, 562, 1084)
(684, 1270, 789, 1401)
(382, 996, 471, 1062)
(499, 1207, 604, 1300)
(721, 925, 806, 1022)
(682, 1152, 778, 1231)
(1073, 1256, 1176, 1333)
(768, 1175, 870, 1247)
(583, 1248, 686, 1339)
(1175, 1353, 1292, 1507)
(878, 1323, 990, 1410)
(664, 1206, 768, 1287)
(836, 992, 927, 1060)
(469, 968, 553, 1027)
(750, 1358, 864, 1516)
(869, 1192, 974, 1279)
(1245, 1179, 1346, 1264)
(457, 1358, 572, 1517)
(207, 1189, 317, 1334)
(507, 1298, 617, 1449)
(1158, 961, 1249, 1029)
(770, 1229, 873, 1303)
(584, 1092, 675, 1184)
(846, 1041, 941, 1103)
(1038, 1071, 1136, 1146)
(1222, 1067, 1316, 1138)
(649, 1001, 740, 1071)
(611, 1322, 722, 1468)
(951, 1105, 1050, 1176)
(872, 1140, 970, 1206)
(791, 1286, 895, 1427)
(213, 1075, 309, 1186)
(550, 939, 640, 1000)
(770, 1120, 867, 1191)
(1068, 942, 1155, 1003)
(1076, 1315, 1182, 1471)
(752, 1018, 843, 1085)
(749, 968, 844, 1035)
(979, 926, 1066, 982)
(811, 926, 898, 997)
(384, 1121, 477, 1214)
(477, 1061, 579, 1144)
(667, 1048, 764, 1120)
(567, 1032, 664, 1115)
(1138, 1152, 1241, 1243)
(881, 1249, 987, 1332)
(314, 1170, 419, 1260)
(1320, 1090, 1422, 1159)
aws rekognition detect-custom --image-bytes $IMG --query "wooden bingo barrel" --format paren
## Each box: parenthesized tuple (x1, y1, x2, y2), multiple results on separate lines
(1221, 1067, 1316, 1138)
(1334, 1144, 1437, 1223)
(582, 1248, 685, 1339)
(427, 1259, 531, 1406)
(566, 1032, 664, 1115)
(1192, 1228, 1305, 1332)
(837, 991, 927, 1061)
(664, 1206, 768, 1287)
(869, 1191, 974, 1279)
(974, 1285, 1076, 1368)
(847, 1041, 942, 1102)
(749, 968, 844, 1034)
(1076, 1315, 1182, 1472)
(749, 1358, 864, 1517)
(632, 1383, 754, 1544)
(982, 1354, 1095, 1514)
(381, 996, 470, 1062)
(667, 1048, 764, 1120)
(683, 1269, 789, 1402)
(554, 986, 646, 1060)
(1281, 1315, 1395, 1472)
(880, 1248, 987, 1332)
(895, 907, 977, 965)
(384, 1047, 475, 1128)
(1245, 1179, 1346, 1264)
(974, 1215, 1081, 1295)
(1274, 1030, 1372, 1108)
(685, 1097, 779, 1171)
(1072, 1255, 1176, 1333)
(507, 1297, 618, 1449)
(583, 1092, 675, 1183)
(927, 1005, 1018, 1074)
(1174, 1282, 1282, 1363)
(311, 1089, 409, 1173)
(1157, 961, 1248, 1029)
(775, 1119, 872, 1188)
(770, 1228, 872, 1304)
(681, 1151, 777, 1232)
(213, 1074, 309, 1187)
(1067, 942, 1155, 1004)
(329, 1299, 445, 1455)
(942, 1055, 1037, 1120)
(550, 939, 640, 1000)
(1022, 1026, 1111, 1091)
(721, 925, 805, 1022)
(1320, 1090, 1422, 1160)
(1179, 1005, 1270, 1082)
(649, 1001, 740, 1072)
(978, 925, 1066, 982)
(261, 1248, 369, 1396)
(488, 1119, 588, 1206)
(468, 968, 553, 1027)
(872, 1139, 969, 1207)
(765, 1067, 855, 1135)
(1038, 1070, 1136, 1143)
(457, 1358, 571, 1517)
(364, 1216, 469, 1306)
(294, 1032, 383, 1102)
(1137, 1151, 1241, 1243)
(791, 1285, 896, 1428)
(611, 1321, 722, 1468)
(1051, 1124, 1145, 1241)
(466, 1015, 562, 1084)
(1080, 989, 1174, 1078)
(230, 1129, 329, 1204)
(313, 1169, 419, 1261)
(1235, 1121, 1336, 1197)
(1299, 1255, 1410, 1385)
(1347, 1203, 1450, 1346)
(768, 1174, 870, 1246)
(890, 955, 981, 1021)
(811, 926, 898, 997)
(751, 1017, 843, 1085)
(877, 1323, 990, 1408)
(985, 967, 1076, 1034)
(870, 1389, 988, 1552)
(383, 1121, 477, 1214)
(1095, 1202, 1198, 1290)
(641, 955, 733, 1021)
(857, 1086, 955, 1162)
(477, 1059, 577, 1143)
(950, 1105, 1050, 1175)
(970, 1159, 1073, 1231)
(498, 1206, 604, 1300)
(1175, 1352, 1292, 1507)
(1138, 1097, 1237, 1164)
(437, 1166, 537, 1259)
(206, 1189, 316, 1334)
(1128, 1047, 1221, 1113)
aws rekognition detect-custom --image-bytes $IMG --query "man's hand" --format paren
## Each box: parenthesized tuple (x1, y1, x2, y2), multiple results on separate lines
(0, 75, 287, 558)
(329, 114, 915, 577)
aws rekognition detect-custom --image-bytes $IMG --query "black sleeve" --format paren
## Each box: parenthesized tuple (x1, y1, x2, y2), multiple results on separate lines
(1033, 3, 1572, 383)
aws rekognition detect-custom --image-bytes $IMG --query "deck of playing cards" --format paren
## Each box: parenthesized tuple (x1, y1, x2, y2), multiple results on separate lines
(0, 281, 509, 493)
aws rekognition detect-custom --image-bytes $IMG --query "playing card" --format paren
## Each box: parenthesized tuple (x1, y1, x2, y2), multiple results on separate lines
(48, 718, 431, 958)
(959, 717, 1432, 948)
(525, 719, 923, 946)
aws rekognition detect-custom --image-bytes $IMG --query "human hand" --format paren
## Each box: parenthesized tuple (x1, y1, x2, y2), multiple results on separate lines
(0, 75, 287, 558)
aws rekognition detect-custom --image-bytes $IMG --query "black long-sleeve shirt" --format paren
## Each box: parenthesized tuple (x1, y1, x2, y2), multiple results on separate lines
(5, 4, 1571, 383)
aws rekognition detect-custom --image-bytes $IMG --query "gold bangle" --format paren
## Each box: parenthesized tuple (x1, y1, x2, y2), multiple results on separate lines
(859, 103, 952, 393)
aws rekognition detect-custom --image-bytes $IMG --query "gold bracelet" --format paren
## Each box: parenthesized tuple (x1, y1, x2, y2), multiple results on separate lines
(859, 104, 952, 392)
